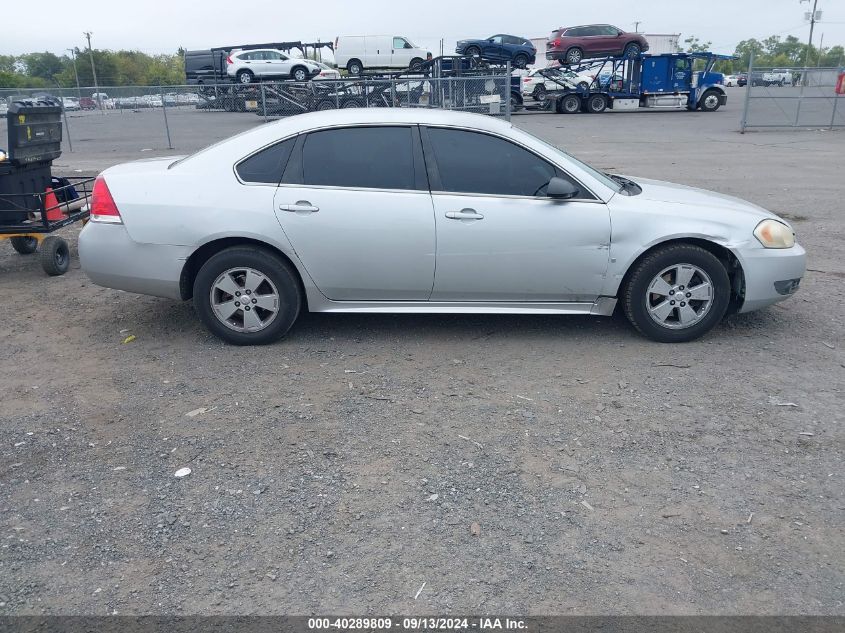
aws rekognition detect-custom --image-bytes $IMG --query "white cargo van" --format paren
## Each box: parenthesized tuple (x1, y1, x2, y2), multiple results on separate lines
(334, 35, 430, 75)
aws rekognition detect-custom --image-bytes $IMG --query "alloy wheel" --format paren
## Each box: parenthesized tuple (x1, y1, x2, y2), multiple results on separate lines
(210, 267, 280, 333)
(645, 264, 714, 330)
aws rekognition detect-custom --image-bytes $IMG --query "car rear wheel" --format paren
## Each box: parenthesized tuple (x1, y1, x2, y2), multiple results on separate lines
(193, 246, 301, 345)
(236, 69, 254, 84)
(513, 54, 529, 69)
(315, 100, 336, 110)
(532, 85, 547, 102)
(623, 43, 642, 58)
(341, 99, 362, 109)
(622, 244, 730, 343)
(565, 47, 583, 65)
(347, 59, 363, 75)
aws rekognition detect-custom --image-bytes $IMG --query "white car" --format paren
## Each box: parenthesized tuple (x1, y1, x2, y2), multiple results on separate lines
(312, 61, 341, 81)
(226, 49, 321, 84)
(61, 97, 81, 111)
(723, 75, 738, 87)
(521, 67, 580, 100)
(79, 108, 805, 346)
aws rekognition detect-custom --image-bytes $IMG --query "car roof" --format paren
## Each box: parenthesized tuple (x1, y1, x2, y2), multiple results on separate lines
(559, 24, 620, 30)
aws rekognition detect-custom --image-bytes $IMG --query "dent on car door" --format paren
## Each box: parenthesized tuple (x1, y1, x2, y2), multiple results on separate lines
(272, 126, 435, 301)
(421, 127, 610, 302)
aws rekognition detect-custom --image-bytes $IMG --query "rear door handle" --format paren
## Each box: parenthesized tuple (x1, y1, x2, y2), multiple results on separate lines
(445, 209, 484, 220)
(279, 201, 319, 213)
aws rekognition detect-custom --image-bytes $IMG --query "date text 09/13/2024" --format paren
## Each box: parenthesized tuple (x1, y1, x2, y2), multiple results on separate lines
(307, 618, 527, 630)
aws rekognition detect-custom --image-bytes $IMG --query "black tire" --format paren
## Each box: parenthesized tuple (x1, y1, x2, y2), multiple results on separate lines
(622, 244, 731, 343)
(577, 81, 590, 91)
(699, 89, 722, 112)
(513, 54, 529, 69)
(559, 94, 581, 114)
(586, 93, 608, 113)
(623, 43, 641, 58)
(236, 69, 254, 84)
(193, 246, 302, 346)
(291, 66, 308, 82)
(315, 100, 336, 111)
(565, 47, 583, 65)
(10, 236, 38, 254)
(532, 85, 547, 102)
(347, 59, 363, 75)
(510, 92, 522, 110)
(466, 46, 481, 58)
(39, 236, 70, 276)
(409, 58, 424, 72)
(340, 99, 363, 109)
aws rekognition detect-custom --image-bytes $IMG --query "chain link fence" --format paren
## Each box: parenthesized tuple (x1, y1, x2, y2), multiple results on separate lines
(1, 74, 513, 153)
(739, 58, 845, 131)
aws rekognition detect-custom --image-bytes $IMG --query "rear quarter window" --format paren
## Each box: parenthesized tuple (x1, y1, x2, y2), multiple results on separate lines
(236, 137, 297, 184)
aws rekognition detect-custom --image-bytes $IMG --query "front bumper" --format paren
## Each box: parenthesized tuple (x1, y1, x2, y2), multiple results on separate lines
(736, 243, 807, 313)
(78, 221, 190, 300)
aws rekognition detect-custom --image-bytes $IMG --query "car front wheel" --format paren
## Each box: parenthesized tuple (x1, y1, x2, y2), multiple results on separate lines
(193, 246, 302, 345)
(513, 54, 528, 69)
(622, 244, 731, 343)
(236, 70, 254, 84)
(291, 67, 308, 82)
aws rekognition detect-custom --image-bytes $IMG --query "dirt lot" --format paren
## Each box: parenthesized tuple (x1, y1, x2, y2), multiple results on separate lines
(1, 101, 843, 615)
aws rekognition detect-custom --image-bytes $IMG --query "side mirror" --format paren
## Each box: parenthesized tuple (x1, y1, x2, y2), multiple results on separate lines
(547, 177, 579, 199)
(488, 38, 495, 43)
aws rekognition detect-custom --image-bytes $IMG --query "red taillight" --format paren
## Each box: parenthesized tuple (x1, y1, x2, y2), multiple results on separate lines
(226, 55, 233, 64)
(554, 38, 561, 47)
(523, 77, 531, 82)
(90, 176, 122, 224)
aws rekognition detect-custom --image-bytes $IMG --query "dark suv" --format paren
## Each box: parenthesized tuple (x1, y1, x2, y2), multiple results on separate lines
(456, 34, 536, 68)
(546, 25, 649, 65)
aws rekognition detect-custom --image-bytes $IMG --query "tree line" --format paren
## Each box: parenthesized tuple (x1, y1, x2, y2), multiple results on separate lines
(0, 48, 185, 89)
(685, 34, 844, 73)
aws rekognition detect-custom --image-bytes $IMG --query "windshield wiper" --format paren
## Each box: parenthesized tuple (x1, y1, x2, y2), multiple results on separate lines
(608, 174, 640, 195)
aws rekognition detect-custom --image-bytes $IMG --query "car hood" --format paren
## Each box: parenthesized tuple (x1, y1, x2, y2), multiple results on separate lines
(623, 176, 781, 223)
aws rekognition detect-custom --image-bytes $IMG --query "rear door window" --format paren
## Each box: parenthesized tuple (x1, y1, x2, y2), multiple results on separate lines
(300, 126, 417, 190)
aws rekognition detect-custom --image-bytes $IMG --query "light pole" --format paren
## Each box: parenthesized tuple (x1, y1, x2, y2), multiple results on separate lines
(83, 31, 103, 111)
(67, 48, 81, 100)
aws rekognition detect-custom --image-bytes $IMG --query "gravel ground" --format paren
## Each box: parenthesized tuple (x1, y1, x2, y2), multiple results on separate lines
(0, 100, 843, 615)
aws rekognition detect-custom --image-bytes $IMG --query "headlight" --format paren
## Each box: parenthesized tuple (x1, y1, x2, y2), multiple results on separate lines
(754, 219, 795, 248)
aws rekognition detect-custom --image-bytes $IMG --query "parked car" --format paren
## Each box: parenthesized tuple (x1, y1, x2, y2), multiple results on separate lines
(762, 69, 792, 86)
(185, 49, 228, 85)
(736, 73, 748, 87)
(226, 49, 321, 83)
(79, 108, 805, 346)
(334, 35, 430, 75)
(547, 24, 649, 65)
(723, 75, 738, 87)
(312, 61, 342, 80)
(79, 97, 97, 110)
(455, 34, 536, 68)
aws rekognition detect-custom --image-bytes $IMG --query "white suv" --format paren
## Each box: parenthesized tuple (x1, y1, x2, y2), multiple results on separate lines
(226, 49, 321, 83)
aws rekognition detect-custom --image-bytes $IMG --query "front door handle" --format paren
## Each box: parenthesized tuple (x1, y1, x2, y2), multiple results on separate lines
(445, 209, 484, 221)
(279, 201, 319, 213)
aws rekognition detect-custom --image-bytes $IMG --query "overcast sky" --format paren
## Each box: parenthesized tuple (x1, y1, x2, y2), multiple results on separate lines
(4, 0, 844, 57)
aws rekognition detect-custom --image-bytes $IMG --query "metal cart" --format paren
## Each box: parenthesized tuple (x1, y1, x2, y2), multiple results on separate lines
(0, 176, 94, 275)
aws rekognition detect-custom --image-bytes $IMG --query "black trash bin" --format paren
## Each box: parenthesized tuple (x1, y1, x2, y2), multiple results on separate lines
(1, 99, 63, 225)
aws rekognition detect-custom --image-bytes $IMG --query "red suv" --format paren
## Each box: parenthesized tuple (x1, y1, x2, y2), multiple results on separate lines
(546, 24, 649, 65)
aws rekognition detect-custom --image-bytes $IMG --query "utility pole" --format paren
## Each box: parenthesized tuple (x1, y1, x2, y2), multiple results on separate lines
(633, 21, 641, 33)
(83, 31, 102, 111)
(800, 0, 819, 69)
(67, 48, 81, 100)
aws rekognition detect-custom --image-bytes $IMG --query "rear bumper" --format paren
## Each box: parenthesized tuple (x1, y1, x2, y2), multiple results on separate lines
(736, 243, 807, 313)
(78, 221, 189, 300)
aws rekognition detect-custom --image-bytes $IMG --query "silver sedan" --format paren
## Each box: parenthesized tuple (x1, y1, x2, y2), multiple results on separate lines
(79, 109, 805, 344)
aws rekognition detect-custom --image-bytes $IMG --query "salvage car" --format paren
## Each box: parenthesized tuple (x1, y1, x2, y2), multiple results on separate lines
(547, 24, 649, 65)
(456, 35, 536, 68)
(79, 109, 805, 345)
